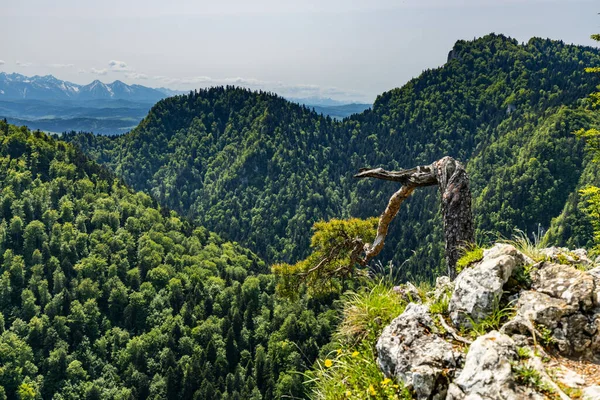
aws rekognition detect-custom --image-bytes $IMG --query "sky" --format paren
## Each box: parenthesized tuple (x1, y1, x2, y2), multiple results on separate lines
(0, 0, 598, 103)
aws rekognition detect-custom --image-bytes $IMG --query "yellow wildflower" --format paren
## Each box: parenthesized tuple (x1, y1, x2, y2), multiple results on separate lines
(369, 384, 376, 396)
(382, 378, 391, 386)
(345, 390, 352, 397)
(324, 359, 333, 368)
(352, 351, 359, 358)
(337, 349, 342, 355)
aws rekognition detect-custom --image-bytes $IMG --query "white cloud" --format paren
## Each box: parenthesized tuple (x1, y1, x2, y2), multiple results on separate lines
(125, 72, 149, 80)
(0, 60, 5, 66)
(108, 60, 133, 72)
(16, 61, 33, 67)
(90, 68, 108, 75)
(77, 69, 86, 74)
(151, 74, 368, 102)
(47, 63, 74, 68)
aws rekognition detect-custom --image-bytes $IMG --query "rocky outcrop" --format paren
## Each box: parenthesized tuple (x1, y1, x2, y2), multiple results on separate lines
(446, 331, 543, 400)
(377, 244, 600, 399)
(393, 282, 422, 304)
(588, 266, 600, 306)
(532, 263, 595, 310)
(513, 262, 600, 357)
(376, 303, 462, 399)
(448, 243, 527, 328)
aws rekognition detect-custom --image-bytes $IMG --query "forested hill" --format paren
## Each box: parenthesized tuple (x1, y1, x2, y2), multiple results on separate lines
(64, 34, 600, 281)
(0, 121, 340, 399)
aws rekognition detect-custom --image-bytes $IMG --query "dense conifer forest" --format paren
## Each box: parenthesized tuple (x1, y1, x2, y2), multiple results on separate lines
(0, 120, 342, 399)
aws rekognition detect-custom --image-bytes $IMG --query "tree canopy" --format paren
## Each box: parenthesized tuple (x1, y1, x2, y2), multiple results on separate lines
(0, 121, 339, 399)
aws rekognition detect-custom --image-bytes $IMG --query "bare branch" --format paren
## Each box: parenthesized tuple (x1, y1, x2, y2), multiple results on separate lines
(363, 185, 415, 262)
(354, 165, 438, 187)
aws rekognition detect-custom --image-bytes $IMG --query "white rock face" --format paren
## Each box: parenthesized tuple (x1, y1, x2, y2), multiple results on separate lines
(516, 290, 577, 328)
(449, 243, 526, 328)
(376, 244, 600, 398)
(516, 263, 600, 356)
(583, 386, 600, 400)
(446, 331, 543, 400)
(376, 303, 462, 399)
(532, 263, 595, 310)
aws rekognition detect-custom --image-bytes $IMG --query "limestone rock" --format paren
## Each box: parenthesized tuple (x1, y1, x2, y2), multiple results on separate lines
(583, 386, 600, 400)
(513, 290, 598, 356)
(446, 331, 543, 400)
(432, 276, 453, 303)
(376, 303, 461, 399)
(532, 263, 595, 310)
(449, 243, 526, 328)
(516, 290, 577, 329)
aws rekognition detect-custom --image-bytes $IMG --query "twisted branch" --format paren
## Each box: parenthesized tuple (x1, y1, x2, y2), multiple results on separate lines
(355, 156, 474, 278)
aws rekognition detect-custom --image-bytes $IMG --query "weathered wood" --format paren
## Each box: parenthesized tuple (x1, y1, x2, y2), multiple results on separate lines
(434, 157, 474, 279)
(355, 156, 474, 278)
(363, 185, 415, 261)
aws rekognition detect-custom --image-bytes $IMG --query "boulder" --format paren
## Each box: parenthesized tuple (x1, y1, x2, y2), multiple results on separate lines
(446, 331, 543, 400)
(376, 303, 461, 399)
(583, 386, 600, 400)
(515, 290, 577, 329)
(512, 290, 598, 356)
(532, 263, 595, 310)
(449, 243, 526, 328)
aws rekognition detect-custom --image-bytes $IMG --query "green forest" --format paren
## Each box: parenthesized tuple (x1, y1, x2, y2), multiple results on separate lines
(64, 34, 600, 282)
(0, 120, 345, 399)
(2, 33, 600, 399)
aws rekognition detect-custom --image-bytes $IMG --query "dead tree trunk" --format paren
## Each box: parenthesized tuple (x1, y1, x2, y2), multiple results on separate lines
(354, 156, 474, 279)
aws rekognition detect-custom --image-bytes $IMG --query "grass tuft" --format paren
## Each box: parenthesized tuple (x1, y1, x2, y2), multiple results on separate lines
(308, 281, 412, 399)
(428, 288, 451, 315)
(512, 362, 556, 397)
(464, 294, 516, 338)
(500, 229, 548, 263)
(337, 281, 407, 345)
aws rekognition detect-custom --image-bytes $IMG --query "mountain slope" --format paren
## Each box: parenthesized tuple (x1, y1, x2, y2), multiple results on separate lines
(0, 121, 338, 399)
(64, 34, 600, 281)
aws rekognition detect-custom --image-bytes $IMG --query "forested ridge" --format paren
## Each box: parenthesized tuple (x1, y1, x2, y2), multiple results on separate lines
(0, 120, 341, 399)
(64, 34, 600, 282)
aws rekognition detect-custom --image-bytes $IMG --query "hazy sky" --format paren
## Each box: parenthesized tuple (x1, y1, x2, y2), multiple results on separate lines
(1, 0, 598, 102)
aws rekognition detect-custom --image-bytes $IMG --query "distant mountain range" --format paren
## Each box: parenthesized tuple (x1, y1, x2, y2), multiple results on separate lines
(306, 103, 371, 119)
(0, 72, 173, 102)
(0, 73, 183, 134)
